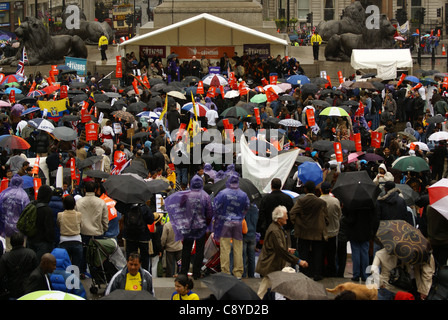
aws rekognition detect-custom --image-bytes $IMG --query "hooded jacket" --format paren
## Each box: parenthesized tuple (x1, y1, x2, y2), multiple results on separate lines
(28, 184, 54, 244)
(0, 174, 30, 237)
(165, 175, 213, 241)
(373, 164, 394, 185)
(376, 187, 412, 224)
(213, 175, 250, 241)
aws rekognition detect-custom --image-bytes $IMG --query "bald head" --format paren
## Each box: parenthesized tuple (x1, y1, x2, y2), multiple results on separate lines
(40, 253, 57, 274)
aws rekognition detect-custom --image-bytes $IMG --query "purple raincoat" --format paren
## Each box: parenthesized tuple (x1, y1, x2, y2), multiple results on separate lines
(165, 175, 213, 241)
(0, 174, 30, 237)
(203, 163, 217, 181)
(213, 174, 250, 241)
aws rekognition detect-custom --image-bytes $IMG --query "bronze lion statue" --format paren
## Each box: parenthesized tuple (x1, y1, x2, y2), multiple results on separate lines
(1, 17, 88, 66)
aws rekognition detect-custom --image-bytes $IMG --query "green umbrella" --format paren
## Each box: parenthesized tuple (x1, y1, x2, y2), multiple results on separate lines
(319, 106, 349, 117)
(220, 106, 249, 118)
(391, 155, 430, 172)
(4, 82, 20, 87)
(250, 93, 267, 103)
(18, 290, 85, 300)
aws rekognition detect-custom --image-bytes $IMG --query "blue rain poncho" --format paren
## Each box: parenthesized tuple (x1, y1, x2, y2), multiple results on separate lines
(0, 174, 30, 237)
(213, 174, 250, 241)
(164, 175, 213, 241)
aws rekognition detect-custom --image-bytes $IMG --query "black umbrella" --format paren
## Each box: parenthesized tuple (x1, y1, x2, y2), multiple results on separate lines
(84, 170, 111, 179)
(61, 114, 81, 122)
(149, 77, 165, 87)
(100, 289, 156, 300)
(103, 174, 153, 203)
(72, 94, 88, 103)
(121, 162, 149, 178)
(332, 171, 381, 208)
(426, 114, 445, 124)
(76, 156, 103, 169)
(94, 101, 112, 110)
(204, 176, 262, 203)
(301, 83, 319, 96)
(146, 179, 170, 194)
(167, 53, 179, 60)
(93, 93, 109, 102)
(201, 273, 260, 300)
(312, 140, 333, 151)
(278, 95, 295, 102)
(340, 140, 356, 152)
(204, 143, 233, 154)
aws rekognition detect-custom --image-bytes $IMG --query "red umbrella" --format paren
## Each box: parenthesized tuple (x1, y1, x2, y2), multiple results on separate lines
(0, 135, 31, 149)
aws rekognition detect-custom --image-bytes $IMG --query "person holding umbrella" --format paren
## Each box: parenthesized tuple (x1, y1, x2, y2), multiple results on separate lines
(289, 181, 328, 281)
(255, 205, 308, 299)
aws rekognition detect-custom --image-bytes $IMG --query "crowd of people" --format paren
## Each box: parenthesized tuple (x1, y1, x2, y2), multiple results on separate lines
(0, 49, 447, 301)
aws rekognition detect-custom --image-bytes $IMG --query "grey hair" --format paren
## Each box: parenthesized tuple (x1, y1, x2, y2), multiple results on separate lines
(272, 205, 287, 222)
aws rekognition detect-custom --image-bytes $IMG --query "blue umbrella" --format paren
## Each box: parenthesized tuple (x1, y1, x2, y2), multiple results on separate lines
(5, 87, 22, 94)
(297, 161, 323, 186)
(22, 175, 34, 189)
(404, 75, 420, 84)
(287, 75, 310, 85)
(21, 106, 41, 116)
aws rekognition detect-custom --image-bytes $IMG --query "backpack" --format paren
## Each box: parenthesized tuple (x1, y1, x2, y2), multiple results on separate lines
(17, 202, 46, 237)
(124, 204, 147, 240)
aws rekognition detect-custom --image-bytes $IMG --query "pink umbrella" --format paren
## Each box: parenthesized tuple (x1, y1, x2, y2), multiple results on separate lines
(0, 100, 11, 107)
(394, 36, 405, 41)
(347, 151, 365, 163)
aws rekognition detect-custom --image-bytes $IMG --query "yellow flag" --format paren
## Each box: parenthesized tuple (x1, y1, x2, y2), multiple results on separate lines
(190, 91, 197, 121)
(159, 94, 168, 120)
(18, 17, 21, 26)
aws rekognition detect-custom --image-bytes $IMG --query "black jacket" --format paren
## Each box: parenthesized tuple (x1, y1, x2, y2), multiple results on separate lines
(24, 266, 54, 294)
(0, 246, 39, 298)
(376, 188, 412, 224)
(257, 189, 294, 238)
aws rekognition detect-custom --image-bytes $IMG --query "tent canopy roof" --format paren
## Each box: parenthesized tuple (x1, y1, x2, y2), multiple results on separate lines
(119, 13, 289, 47)
(351, 49, 413, 69)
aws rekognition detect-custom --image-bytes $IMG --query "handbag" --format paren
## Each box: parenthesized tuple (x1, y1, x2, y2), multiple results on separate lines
(389, 264, 414, 292)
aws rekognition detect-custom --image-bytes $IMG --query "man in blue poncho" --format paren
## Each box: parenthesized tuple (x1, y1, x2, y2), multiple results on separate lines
(165, 174, 213, 279)
(0, 174, 30, 251)
(213, 174, 250, 279)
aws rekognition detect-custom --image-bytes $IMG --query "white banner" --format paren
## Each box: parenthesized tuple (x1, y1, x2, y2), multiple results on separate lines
(377, 62, 397, 80)
(240, 137, 299, 194)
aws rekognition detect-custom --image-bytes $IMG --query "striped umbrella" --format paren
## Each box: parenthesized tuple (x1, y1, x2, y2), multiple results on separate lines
(181, 102, 209, 117)
(27, 90, 46, 98)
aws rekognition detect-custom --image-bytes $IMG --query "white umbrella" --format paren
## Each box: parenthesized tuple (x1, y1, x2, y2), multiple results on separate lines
(224, 90, 240, 99)
(202, 74, 228, 86)
(406, 142, 429, 152)
(278, 119, 302, 127)
(428, 131, 448, 141)
(167, 91, 186, 100)
(27, 118, 55, 133)
(263, 84, 284, 94)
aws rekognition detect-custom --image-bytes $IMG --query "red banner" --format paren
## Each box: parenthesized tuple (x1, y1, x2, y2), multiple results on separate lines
(265, 87, 278, 102)
(371, 131, 382, 148)
(354, 133, 362, 152)
(254, 107, 261, 125)
(206, 86, 216, 98)
(239, 81, 248, 96)
(60, 85, 68, 99)
(9, 90, 15, 104)
(170, 46, 234, 59)
(338, 71, 344, 84)
(85, 123, 99, 141)
(269, 74, 278, 85)
(197, 81, 204, 94)
(100, 194, 118, 221)
(0, 177, 8, 193)
(31, 156, 40, 175)
(116, 56, 122, 78)
(69, 158, 77, 181)
(306, 108, 316, 127)
(33, 178, 41, 200)
(222, 118, 234, 142)
(397, 73, 406, 87)
(132, 79, 140, 95)
(334, 142, 344, 163)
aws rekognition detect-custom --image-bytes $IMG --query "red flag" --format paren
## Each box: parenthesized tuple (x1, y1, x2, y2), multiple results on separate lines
(355, 101, 365, 117)
(261, 77, 268, 86)
(176, 123, 187, 140)
(70, 158, 77, 181)
(9, 90, 15, 104)
(132, 78, 140, 95)
(269, 74, 278, 85)
(206, 86, 216, 98)
(412, 82, 422, 91)
(371, 131, 382, 148)
(30, 81, 37, 92)
(100, 194, 118, 221)
(334, 142, 344, 163)
(219, 85, 225, 99)
(222, 118, 234, 142)
(397, 73, 406, 87)
(31, 156, 40, 175)
(238, 81, 248, 96)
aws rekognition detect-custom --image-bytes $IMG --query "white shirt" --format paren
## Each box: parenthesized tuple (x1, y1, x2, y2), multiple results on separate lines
(205, 109, 219, 126)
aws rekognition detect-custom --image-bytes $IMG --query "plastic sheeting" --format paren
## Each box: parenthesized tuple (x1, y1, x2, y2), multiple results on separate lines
(350, 49, 412, 70)
(240, 137, 300, 194)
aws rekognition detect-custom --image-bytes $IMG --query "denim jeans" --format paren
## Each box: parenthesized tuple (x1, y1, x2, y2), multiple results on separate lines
(350, 241, 370, 280)
(243, 237, 256, 278)
(175, 167, 188, 187)
(59, 240, 83, 270)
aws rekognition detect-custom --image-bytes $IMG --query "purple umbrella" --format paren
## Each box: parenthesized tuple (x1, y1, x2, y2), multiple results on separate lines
(11, 103, 25, 116)
(360, 153, 384, 162)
